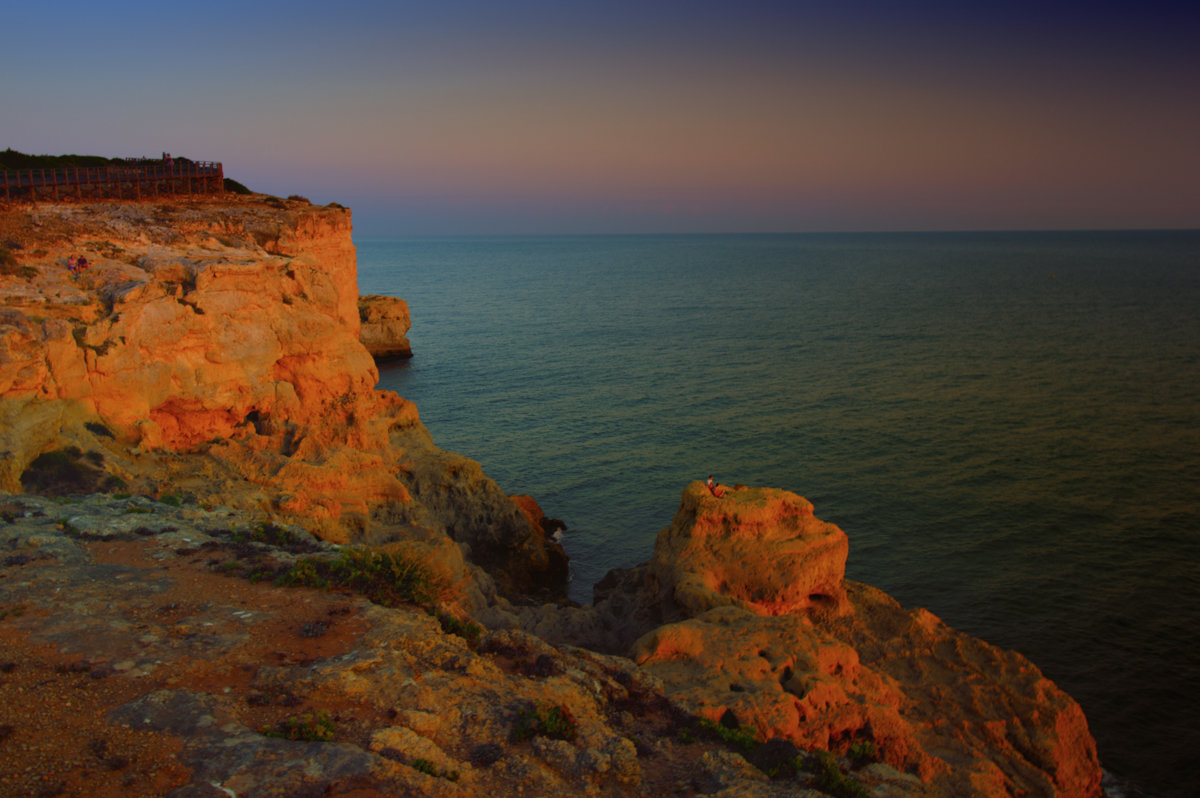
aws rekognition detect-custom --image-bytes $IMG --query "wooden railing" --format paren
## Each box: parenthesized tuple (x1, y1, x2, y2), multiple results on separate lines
(1, 161, 224, 201)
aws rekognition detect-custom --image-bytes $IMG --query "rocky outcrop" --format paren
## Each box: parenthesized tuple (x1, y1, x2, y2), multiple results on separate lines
(359, 294, 412, 359)
(582, 483, 1104, 797)
(0, 197, 565, 601)
(645, 483, 849, 620)
(0, 198, 369, 450)
(0, 197, 1105, 797)
(0, 492, 809, 798)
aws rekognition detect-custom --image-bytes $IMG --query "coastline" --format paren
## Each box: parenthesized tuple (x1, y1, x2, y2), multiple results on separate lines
(0, 196, 1106, 796)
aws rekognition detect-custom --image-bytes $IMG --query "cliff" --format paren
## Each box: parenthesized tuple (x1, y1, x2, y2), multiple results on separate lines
(0, 197, 1103, 796)
(358, 294, 413, 360)
(494, 483, 1103, 796)
(0, 197, 565, 601)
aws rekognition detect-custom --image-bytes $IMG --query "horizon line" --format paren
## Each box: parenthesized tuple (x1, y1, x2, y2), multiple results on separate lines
(353, 226, 1200, 239)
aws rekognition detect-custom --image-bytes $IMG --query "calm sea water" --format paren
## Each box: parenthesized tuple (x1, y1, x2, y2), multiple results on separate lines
(357, 232, 1200, 798)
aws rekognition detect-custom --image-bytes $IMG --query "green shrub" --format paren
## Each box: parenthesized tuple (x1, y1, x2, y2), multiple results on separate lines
(411, 758, 459, 781)
(276, 558, 329, 590)
(847, 740, 877, 767)
(223, 177, 251, 194)
(511, 702, 577, 742)
(436, 611, 482, 645)
(811, 751, 870, 798)
(260, 710, 335, 742)
(697, 718, 760, 752)
(277, 547, 451, 608)
(248, 521, 322, 553)
(0, 149, 115, 170)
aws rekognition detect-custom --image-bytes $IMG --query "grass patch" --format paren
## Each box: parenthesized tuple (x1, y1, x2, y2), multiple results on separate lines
(260, 710, 335, 742)
(277, 547, 452, 608)
(411, 758, 459, 781)
(696, 717, 760, 752)
(246, 521, 322, 553)
(511, 702, 577, 743)
(811, 750, 871, 798)
(435, 611, 482, 645)
(847, 740, 877, 768)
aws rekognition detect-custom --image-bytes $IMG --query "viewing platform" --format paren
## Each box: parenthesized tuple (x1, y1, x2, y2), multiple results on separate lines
(1, 159, 224, 201)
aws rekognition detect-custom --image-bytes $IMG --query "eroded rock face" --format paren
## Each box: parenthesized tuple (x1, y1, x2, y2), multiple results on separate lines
(0, 493, 765, 798)
(646, 482, 849, 620)
(0, 198, 565, 602)
(616, 484, 1104, 798)
(0, 198, 370, 451)
(359, 294, 412, 359)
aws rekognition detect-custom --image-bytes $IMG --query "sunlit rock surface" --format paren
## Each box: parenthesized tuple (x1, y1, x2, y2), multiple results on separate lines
(0, 197, 564, 600)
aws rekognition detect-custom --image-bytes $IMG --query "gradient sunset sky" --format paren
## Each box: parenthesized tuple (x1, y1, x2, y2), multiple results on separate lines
(4, 1, 1198, 234)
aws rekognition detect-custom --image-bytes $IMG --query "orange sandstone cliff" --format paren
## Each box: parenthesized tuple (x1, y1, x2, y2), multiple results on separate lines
(0, 197, 565, 601)
(496, 483, 1105, 797)
(578, 483, 1105, 797)
(0, 197, 1104, 796)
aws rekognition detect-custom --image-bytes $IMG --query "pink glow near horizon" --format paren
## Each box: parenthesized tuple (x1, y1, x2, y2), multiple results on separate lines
(2, 1, 1197, 234)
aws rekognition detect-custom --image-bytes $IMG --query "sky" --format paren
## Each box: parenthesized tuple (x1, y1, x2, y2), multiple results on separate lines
(3, 0, 1198, 235)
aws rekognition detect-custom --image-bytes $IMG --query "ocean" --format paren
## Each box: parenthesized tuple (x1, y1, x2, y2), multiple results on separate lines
(356, 231, 1200, 798)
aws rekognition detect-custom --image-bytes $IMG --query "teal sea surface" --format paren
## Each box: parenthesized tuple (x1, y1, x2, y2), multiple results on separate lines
(357, 231, 1200, 798)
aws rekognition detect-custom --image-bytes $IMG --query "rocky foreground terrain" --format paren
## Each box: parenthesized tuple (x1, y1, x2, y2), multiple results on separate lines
(0, 196, 1103, 796)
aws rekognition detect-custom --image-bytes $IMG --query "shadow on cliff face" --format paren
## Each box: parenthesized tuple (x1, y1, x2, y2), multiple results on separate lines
(20, 446, 124, 496)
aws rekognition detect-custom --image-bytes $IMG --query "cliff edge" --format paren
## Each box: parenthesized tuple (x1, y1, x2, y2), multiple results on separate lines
(0, 196, 565, 601)
(0, 197, 1103, 797)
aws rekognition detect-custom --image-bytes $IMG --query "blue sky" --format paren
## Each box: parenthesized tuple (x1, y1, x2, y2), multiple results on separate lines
(3, 1, 1197, 234)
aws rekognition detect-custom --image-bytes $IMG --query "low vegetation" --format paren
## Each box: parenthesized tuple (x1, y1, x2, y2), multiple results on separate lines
(811, 750, 872, 798)
(696, 716, 760, 752)
(260, 710, 336, 742)
(511, 702, 578, 742)
(435, 610, 482, 645)
(277, 546, 454, 608)
(0, 148, 117, 170)
(411, 758, 459, 781)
